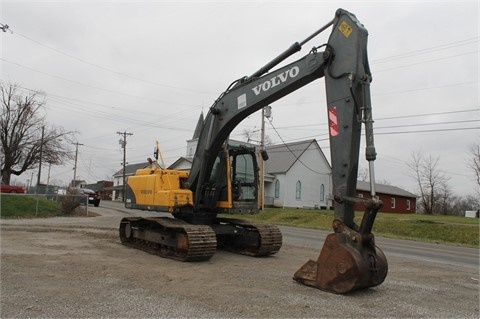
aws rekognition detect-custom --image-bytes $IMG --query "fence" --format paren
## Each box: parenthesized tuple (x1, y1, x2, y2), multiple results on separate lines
(1, 191, 94, 217)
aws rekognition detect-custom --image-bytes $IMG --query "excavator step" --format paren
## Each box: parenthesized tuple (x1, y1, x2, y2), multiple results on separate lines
(214, 218, 283, 257)
(119, 217, 217, 262)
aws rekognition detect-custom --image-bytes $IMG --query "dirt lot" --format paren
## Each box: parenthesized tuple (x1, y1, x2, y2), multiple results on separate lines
(1, 207, 479, 318)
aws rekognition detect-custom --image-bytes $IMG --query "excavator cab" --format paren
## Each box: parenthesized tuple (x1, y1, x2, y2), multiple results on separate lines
(201, 143, 261, 214)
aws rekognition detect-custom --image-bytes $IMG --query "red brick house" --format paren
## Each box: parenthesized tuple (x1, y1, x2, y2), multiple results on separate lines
(356, 181, 417, 214)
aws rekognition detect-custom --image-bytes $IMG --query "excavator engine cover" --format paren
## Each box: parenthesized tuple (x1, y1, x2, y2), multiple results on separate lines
(293, 220, 388, 294)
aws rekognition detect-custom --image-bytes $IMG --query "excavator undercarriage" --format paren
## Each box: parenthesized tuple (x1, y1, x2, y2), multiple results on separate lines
(119, 216, 282, 262)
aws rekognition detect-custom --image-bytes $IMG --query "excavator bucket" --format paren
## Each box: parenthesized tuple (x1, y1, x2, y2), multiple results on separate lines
(293, 219, 388, 294)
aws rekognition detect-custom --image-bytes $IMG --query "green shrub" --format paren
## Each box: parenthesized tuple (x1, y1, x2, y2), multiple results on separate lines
(222, 207, 479, 247)
(57, 194, 81, 215)
(0, 195, 61, 218)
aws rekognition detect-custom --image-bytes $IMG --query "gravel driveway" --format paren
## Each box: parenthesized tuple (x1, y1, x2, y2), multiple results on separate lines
(1, 206, 478, 318)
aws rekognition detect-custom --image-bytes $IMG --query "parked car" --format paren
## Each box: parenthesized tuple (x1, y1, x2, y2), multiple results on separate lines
(1, 182, 26, 193)
(71, 188, 101, 207)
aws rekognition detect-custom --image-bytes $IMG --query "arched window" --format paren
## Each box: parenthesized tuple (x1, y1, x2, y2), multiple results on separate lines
(320, 184, 325, 201)
(274, 180, 280, 198)
(295, 180, 301, 200)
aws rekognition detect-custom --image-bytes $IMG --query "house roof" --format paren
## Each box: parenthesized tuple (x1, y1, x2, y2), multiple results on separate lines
(113, 162, 148, 177)
(168, 157, 193, 170)
(357, 181, 417, 198)
(264, 139, 329, 174)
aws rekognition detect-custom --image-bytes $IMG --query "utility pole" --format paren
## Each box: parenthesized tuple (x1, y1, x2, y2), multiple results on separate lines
(46, 163, 52, 192)
(72, 142, 83, 187)
(260, 106, 272, 210)
(36, 126, 45, 189)
(117, 131, 133, 202)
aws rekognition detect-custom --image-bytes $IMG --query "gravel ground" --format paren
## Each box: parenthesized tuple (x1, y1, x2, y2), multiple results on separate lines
(1, 206, 479, 318)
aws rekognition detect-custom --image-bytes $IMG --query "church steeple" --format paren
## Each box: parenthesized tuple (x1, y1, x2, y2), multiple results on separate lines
(186, 111, 204, 159)
(192, 111, 204, 139)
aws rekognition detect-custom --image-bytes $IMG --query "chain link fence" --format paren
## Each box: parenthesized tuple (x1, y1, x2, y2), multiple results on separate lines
(1, 186, 95, 217)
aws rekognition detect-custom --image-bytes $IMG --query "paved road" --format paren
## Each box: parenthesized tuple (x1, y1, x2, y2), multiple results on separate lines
(102, 200, 479, 270)
(281, 225, 479, 270)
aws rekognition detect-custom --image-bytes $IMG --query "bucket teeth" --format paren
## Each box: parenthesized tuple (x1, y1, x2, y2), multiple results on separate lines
(293, 228, 387, 294)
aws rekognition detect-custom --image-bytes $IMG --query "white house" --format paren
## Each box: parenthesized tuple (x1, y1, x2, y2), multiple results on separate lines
(112, 162, 154, 200)
(264, 139, 333, 209)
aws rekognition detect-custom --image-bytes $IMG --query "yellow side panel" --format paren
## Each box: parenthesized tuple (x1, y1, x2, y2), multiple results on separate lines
(129, 169, 192, 211)
(154, 189, 193, 209)
(128, 174, 156, 206)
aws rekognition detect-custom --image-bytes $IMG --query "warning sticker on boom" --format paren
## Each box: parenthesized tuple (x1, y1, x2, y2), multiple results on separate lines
(328, 107, 339, 137)
(338, 20, 353, 38)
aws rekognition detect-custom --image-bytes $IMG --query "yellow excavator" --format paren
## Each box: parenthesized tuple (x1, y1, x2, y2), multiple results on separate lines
(120, 8, 388, 294)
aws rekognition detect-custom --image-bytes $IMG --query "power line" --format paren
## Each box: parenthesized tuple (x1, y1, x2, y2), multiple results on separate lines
(264, 125, 478, 147)
(376, 108, 479, 121)
(375, 126, 479, 135)
(2, 34, 476, 140)
(7, 21, 477, 90)
(374, 119, 478, 131)
(266, 117, 325, 175)
(3, 83, 201, 140)
(374, 51, 478, 73)
(374, 81, 478, 97)
(372, 37, 479, 64)
(6, 27, 214, 95)
(2, 26, 477, 111)
(45, 95, 194, 132)
(268, 78, 477, 107)
(267, 109, 479, 132)
(11, 82, 203, 122)
(0, 57, 201, 107)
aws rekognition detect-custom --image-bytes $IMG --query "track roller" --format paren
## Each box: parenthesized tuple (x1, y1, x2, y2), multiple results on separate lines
(119, 217, 217, 262)
(213, 218, 282, 256)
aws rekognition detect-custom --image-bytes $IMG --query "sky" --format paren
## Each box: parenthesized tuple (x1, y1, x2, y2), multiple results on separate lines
(1, 0, 478, 197)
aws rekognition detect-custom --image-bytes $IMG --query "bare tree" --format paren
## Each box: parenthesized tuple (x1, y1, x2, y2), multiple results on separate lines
(1, 83, 75, 185)
(467, 141, 480, 191)
(242, 128, 272, 146)
(358, 167, 369, 181)
(377, 179, 392, 186)
(357, 166, 391, 185)
(450, 194, 480, 216)
(407, 151, 450, 214)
